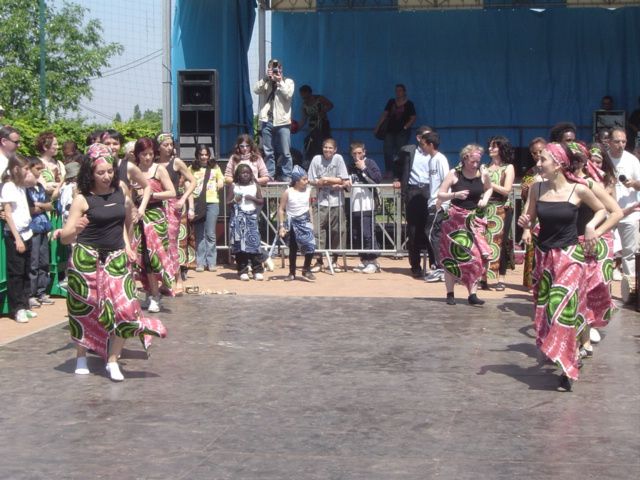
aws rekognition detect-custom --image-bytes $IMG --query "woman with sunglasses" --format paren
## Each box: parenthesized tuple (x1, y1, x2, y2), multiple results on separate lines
(224, 134, 270, 186)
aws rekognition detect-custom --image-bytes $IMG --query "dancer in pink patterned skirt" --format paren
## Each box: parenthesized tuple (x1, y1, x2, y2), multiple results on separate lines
(519, 142, 607, 391)
(58, 144, 167, 382)
(438, 144, 493, 306)
(156, 133, 195, 295)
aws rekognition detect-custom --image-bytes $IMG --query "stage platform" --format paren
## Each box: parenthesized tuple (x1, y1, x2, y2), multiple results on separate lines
(0, 292, 638, 479)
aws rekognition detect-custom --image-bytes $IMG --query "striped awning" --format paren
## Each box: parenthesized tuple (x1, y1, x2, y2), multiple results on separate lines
(266, 0, 640, 11)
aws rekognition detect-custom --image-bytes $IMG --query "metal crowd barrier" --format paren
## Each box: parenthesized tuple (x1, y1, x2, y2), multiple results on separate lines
(213, 182, 524, 269)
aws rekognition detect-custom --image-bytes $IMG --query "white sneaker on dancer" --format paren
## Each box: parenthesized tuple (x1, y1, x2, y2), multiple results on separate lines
(106, 362, 124, 381)
(148, 297, 161, 313)
(590, 328, 601, 344)
(75, 357, 90, 375)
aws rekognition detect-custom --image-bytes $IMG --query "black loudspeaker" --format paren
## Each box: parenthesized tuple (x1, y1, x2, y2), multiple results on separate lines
(177, 69, 219, 160)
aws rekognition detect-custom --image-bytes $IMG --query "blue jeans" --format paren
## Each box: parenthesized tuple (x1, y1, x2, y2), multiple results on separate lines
(195, 203, 219, 268)
(261, 121, 293, 180)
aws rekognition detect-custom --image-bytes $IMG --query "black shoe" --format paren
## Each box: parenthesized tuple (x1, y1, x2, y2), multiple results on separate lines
(284, 274, 296, 281)
(479, 280, 489, 290)
(446, 294, 456, 305)
(468, 294, 485, 305)
(411, 267, 424, 278)
(302, 270, 316, 281)
(557, 374, 573, 392)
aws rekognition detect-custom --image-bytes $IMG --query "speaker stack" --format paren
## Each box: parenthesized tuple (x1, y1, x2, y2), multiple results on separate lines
(177, 69, 219, 161)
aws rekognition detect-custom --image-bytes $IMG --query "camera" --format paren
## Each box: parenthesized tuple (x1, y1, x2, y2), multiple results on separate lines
(619, 174, 627, 183)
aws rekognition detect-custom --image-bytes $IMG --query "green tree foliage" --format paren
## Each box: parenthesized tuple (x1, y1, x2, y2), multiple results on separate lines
(114, 112, 122, 122)
(0, 0, 123, 116)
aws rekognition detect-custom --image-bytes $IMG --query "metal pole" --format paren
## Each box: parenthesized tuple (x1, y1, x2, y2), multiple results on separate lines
(162, 0, 172, 133)
(258, 1, 266, 112)
(39, 0, 46, 114)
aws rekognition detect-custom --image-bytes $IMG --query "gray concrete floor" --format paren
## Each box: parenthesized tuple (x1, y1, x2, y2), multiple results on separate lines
(0, 294, 638, 479)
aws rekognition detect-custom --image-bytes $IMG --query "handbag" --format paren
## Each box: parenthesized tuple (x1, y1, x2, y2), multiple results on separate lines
(192, 167, 211, 223)
(374, 118, 389, 140)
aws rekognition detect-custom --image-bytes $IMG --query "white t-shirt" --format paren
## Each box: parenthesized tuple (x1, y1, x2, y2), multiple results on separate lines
(233, 183, 258, 212)
(286, 186, 311, 217)
(408, 147, 431, 186)
(428, 151, 450, 208)
(0, 181, 33, 241)
(308, 154, 349, 207)
(611, 150, 640, 224)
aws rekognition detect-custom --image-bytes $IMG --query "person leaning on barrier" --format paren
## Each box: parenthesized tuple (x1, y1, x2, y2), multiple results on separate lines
(393, 125, 434, 278)
(307, 138, 350, 272)
(347, 141, 382, 274)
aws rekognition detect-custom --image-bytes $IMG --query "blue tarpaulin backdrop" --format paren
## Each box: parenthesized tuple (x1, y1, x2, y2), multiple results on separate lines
(172, 0, 256, 156)
(172, 2, 640, 161)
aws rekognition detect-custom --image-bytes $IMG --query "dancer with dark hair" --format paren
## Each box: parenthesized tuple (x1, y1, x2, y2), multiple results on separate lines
(520, 137, 546, 289)
(481, 135, 515, 291)
(130, 138, 176, 313)
(156, 133, 196, 295)
(57, 144, 167, 381)
(519, 143, 606, 391)
(549, 122, 577, 144)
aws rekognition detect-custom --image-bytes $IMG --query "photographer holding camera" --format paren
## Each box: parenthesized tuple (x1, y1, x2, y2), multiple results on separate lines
(254, 59, 295, 182)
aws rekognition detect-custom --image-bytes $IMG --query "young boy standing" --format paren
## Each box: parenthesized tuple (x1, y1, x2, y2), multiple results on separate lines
(348, 142, 382, 273)
(307, 138, 349, 272)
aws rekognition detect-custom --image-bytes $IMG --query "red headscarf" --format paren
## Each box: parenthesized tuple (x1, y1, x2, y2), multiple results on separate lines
(545, 142, 588, 186)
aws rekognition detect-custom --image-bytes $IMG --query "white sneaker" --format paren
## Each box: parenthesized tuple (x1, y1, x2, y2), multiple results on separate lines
(590, 328, 601, 344)
(362, 263, 379, 274)
(75, 357, 90, 375)
(240, 273, 250, 281)
(148, 297, 161, 313)
(14, 309, 30, 323)
(254, 273, 264, 281)
(425, 269, 445, 283)
(106, 362, 124, 381)
(28, 297, 41, 309)
(26, 310, 38, 319)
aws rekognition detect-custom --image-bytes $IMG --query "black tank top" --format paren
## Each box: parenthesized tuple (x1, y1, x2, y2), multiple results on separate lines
(77, 188, 126, 250)
(117, 158, 129, 186)
(451, 172, 484, 210)
(537, 184, 579, 252)
(576, 180, 595, 236)
(167, 158, 181, 198)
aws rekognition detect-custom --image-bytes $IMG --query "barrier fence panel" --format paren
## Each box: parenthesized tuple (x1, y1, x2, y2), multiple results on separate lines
(212, 182, 524, 270)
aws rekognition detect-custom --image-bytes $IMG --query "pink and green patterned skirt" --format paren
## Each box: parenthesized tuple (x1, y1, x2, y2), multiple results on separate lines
(66, 243, 167, 360)
(131, 205, 175, 295)
(581, 232, 617, 328)
(165, 197, 183, 276)
(439, 205, 492, 291)
(533, 244, 587, 380)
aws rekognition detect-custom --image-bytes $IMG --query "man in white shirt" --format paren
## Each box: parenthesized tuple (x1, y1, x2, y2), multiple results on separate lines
(395, 125, 434, 277)
(609, 127, 640, 276)
(421, 131, 450, 282)
(0, 125, 21, 178)
(254, 59, 295, 182)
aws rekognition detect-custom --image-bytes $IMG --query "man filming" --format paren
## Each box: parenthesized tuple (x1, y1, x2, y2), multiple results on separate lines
(254, 59, 295, 182)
